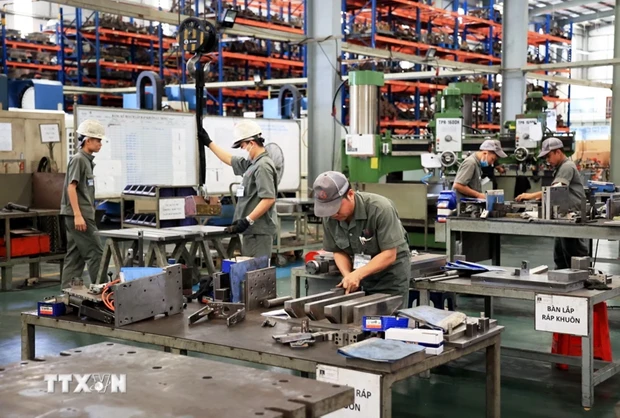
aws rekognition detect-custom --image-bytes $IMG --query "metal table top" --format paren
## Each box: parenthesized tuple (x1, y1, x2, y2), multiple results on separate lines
(96, 228, 201, 241)
(0, 209, 60, 220)
(447, 217, 620, 240)
(1, 342, 353, 418)
(22, 304, 501, 375)
(414, 276, 620, 304)
(167, 225, 231, 236)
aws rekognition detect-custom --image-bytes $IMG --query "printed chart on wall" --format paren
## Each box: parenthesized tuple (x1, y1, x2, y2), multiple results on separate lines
(202, 116, 301, 194)
(75, 106, 197, 198)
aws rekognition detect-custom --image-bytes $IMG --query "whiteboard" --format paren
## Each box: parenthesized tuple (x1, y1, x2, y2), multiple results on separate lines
(202, 116, 300, 194)
(75, 106, 198, 199)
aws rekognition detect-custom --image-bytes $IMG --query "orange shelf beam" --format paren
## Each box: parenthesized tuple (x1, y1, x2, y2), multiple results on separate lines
(380, 120, 427, 128)
(219, 51, 304, 68)
(475, 124, 501, 130)
(207, 88, 270, 99)
(235, 18, 303, 34)
(4, 61, 60, 71)
(545, 97, 570, 103)
(82, 60, 181, 75)
(4, 40, 72, 53)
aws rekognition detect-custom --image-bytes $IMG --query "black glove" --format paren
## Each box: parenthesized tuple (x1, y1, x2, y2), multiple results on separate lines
(198, 127, 212, 147)
(226, 218, 251, 234)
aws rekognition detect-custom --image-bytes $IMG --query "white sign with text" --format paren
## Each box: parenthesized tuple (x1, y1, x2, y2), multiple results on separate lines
(159, 198, 186, 220)
(535, 294, 588, 336)
(316, 365, 381, 417)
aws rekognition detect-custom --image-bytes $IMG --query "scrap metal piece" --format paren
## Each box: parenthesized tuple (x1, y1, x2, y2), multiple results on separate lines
(262, 318, 277, 328)
(300, 319, 310, 333)
(188, 302, 245, 327)
(571, 256, 590, 271)
(273, 333, 315, 344)
(290, 339, 315, 348)
(325, 294, 391, 324)
(478, 317, 490, 333)
(304, 292, 365, 320)
(547, 269, 589, 283)
(214, 288, 230, 302)
(352, 295, 404, 324)
(465, 322, 478, 338)
(520, 260, 529, 277)
(334, 330, 366, 347)
(530, 265, 548, 275)
(284, 289, 346, 318)
(244, 267, 277, 311)
(262, 296, 292, 308)
(471, 270, 585, 292)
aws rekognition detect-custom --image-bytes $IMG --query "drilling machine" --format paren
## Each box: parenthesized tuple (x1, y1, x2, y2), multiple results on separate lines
(341, 70, 443, 249)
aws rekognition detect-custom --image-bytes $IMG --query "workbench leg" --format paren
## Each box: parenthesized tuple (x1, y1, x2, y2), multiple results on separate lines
(227, 236, 242, 258)
(291, 271, 300, 298)
(419, 289, 430, 307)
(486, 336, 501, 418)
(484, 296, 494, 318)
(21, 322, 35, 360)
(447, 225, 457, 262)
(491, 234, 502, 266)
(582, 305, 594, 408)
(200, 241, 217, 275)
(29, 262, 40, 280)
(164, 347, 187, 355)
(1, 266, 11, 291)
(211, 238, 227, 261)
(380, 376, 392, 418)
(152, 244, 169, 267)
(172, 242, 200, 282)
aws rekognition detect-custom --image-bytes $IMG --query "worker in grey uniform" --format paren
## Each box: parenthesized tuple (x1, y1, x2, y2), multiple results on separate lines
(199, 120, 277, 258)
(516, 137, 588, 269)
(59, 120, 105, 289)
(313, 171, 411, 305)
(452, 139, 507, 200)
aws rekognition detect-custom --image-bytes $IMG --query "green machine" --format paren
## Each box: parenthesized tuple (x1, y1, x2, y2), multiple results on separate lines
(342, 70, 442, 249)
(342, 71, 430, 183)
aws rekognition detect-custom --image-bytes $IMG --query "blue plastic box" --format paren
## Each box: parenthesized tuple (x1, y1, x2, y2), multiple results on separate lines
(362, 315, 409, 332)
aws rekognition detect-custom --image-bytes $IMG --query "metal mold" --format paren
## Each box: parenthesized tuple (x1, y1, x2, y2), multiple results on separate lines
(244, 267, 277, 311)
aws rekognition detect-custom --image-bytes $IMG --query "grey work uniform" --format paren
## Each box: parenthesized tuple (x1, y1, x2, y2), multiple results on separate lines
(552, 158, 589, 269)
(322, 192, 410, 305)
(231, 152, 277, 258)
(453, 154, 482, 200)
(59, 149, 103, 288)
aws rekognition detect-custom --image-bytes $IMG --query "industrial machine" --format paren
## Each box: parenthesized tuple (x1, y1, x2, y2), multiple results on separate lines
(342, 70, 442, 248)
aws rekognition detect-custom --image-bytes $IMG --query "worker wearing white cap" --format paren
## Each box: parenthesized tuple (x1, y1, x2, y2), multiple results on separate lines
(516, 137, 588, 268)
(312, 171, 410, 304)
(452, 139, 507, 200)
(59, 119, 105, 288)
(199, 120, 277, 258)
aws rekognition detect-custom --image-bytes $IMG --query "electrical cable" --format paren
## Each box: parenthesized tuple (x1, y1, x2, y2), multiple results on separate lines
(593, 239, 599, 269)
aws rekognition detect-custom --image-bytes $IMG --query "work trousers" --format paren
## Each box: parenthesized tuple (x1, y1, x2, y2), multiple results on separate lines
(554, 237, 589, 270)
(241, 234, 274, 259)
(61, 216, 103, 289)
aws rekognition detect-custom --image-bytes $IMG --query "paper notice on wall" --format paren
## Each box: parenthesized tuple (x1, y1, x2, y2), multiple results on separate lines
(516, 118, 543, 149)
(40, 123, 61, 143)
(159, 198, 186, 220)
(0, 123, 13, 151)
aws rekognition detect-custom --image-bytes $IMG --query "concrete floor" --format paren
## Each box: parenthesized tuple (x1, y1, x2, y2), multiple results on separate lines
(2, 236, 620, 417)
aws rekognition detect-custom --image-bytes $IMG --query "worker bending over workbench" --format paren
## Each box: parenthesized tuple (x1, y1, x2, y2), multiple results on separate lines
(516, 137, 588, 269)
(453, 139, 507, 200)
(199, 120, 277, 258)
(312, 171, 411, 306)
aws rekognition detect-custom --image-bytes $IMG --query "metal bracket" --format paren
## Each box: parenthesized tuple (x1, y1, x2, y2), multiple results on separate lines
(188, 302, 246, 327)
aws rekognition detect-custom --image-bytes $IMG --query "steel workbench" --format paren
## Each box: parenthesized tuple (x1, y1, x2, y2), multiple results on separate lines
(21, 305, 502, 418)
(3, 342, 354, 417)
(445, 217, 620, 265)
(414, 276, 620, 409)
(95, 226, 238, 283)
(1, 209, 65, 291)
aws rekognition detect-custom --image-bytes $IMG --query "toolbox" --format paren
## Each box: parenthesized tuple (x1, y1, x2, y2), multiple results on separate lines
(37, 297, 66, 317)
(0, 229, 51, 258)
(362, 315, 409, 332)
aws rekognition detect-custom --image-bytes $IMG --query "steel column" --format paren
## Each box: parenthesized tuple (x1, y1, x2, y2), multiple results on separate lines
(307, 0, 341, 182)
(610, 6, 620, 184)
(500, 0, 527, 130)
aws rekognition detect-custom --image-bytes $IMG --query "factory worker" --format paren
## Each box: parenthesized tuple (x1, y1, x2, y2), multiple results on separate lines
(453, 139, 507, 200)
(59, 120, 105, 289)
(516, 137, 588, 269)
(313, 171, 411, 306)
(199, 120, 277, 258)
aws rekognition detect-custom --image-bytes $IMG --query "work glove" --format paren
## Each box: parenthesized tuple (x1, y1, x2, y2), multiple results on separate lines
(198, 127, 212, 147)
(226, 217, 251, 234)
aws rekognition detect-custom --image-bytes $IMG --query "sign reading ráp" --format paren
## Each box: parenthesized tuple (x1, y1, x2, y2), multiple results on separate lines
(535, 294, 588, 336)
(316, 365, 380, 417)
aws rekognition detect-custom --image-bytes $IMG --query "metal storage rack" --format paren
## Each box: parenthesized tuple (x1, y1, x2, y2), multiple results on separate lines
(120, 185, 196, 229)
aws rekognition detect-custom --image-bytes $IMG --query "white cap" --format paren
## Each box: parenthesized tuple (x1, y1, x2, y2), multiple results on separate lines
(76, 119, 106, 141)
(232, 120, 262, 148)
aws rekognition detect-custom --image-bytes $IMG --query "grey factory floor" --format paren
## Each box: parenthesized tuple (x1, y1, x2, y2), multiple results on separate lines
(2, 236, 620, 417)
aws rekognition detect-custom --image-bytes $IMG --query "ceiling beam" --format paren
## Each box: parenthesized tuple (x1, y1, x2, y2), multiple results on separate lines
(526, 73, 612, 89)
(529, 0, 613, 18)
(558, 9, 616, 26)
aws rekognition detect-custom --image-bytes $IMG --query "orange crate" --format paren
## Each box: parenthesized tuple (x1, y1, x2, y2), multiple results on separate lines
(0, 231, 51, 258)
